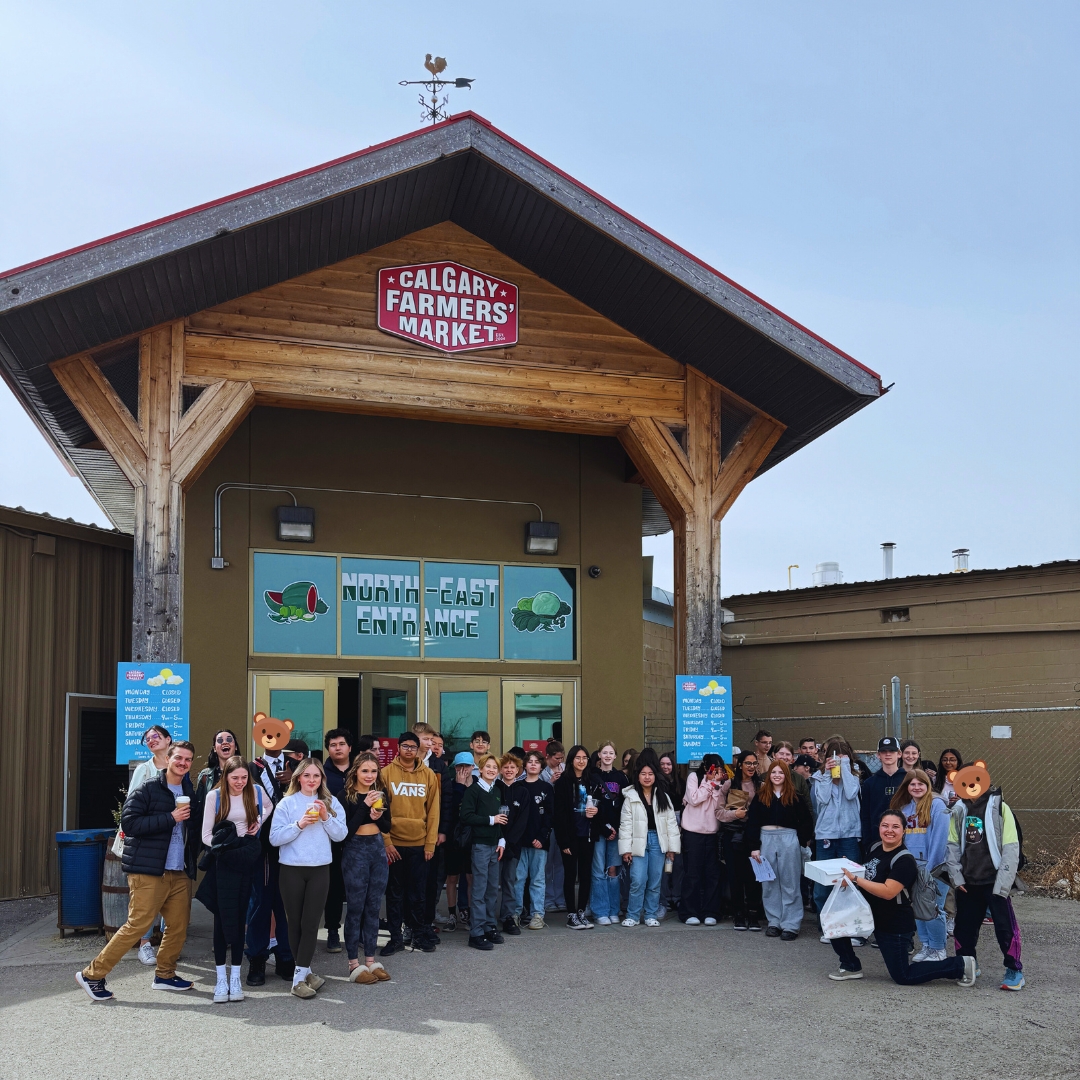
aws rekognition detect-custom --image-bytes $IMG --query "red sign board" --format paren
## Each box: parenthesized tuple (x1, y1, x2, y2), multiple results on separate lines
(376, 738, 398, 768)
(377, 261, 518, 353)
(522, 740, 549, 755)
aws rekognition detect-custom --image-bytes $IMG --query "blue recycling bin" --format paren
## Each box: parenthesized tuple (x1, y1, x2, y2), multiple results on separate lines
(56, 829, 113, 933)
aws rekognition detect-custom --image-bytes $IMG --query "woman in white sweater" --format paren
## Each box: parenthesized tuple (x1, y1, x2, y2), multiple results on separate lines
(618, 748, 681, 927)
(270, 757, 348, 998)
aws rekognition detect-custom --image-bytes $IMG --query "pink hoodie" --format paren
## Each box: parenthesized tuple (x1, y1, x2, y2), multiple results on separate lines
(681, 772, 724, 835)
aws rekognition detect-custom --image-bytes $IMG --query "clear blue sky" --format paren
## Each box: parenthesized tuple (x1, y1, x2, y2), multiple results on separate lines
(1, 1, 1076, 595)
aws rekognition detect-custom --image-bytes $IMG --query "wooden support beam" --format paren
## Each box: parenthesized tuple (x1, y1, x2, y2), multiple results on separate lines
(50, 355, 147, 485)
(171, 379, 255, 489)
(713, 413, 785, 521)
(621, 367, 784, 679)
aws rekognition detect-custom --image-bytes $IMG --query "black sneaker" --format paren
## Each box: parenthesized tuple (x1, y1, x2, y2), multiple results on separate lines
(75, 971, 113, 1002)
(380, 939, 404, 957)
(747, 920, 762, 932)
(577, 910, 594, 929)
(765, 926, 782, 938)
(781, 930, 799, 941)
(503, 918, 522, 936)
(416, 930, 438, 953)
(326, 929, 342, 953)
(468, 935, 494, 951)
(484, 929, 505, 945)
(733, 917, 748, 931)
(246, 956, 266, 986)
(151, 975, 194, 991)
(567, 912, 586, 929)
(457, 907, 470, 927)
(276, 958, 295, 981)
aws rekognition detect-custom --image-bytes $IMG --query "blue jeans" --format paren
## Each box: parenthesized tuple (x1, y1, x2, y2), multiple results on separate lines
(626, 832, 665, 922)
(470, 844, 501, 938)
(590, 836, 622, 918)
(513, 845, 548, 919)
(916, 877, 949, 951)
(813, 837, 862, 913)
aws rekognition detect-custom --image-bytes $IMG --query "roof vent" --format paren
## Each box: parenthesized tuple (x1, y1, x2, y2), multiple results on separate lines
(952, 548, 970, 573)
(813, 561, 843, 586)
(881, 542, 896, 579)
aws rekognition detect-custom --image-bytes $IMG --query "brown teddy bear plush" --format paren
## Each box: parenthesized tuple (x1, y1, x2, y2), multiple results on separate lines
(947, 760, 990, 802)
(253, 711, 293, 752)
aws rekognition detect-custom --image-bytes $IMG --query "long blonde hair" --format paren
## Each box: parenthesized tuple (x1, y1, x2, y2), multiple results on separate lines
(890, 768, 934, 827)
(344, 751, 384, 804)
(285, 757, 338, 816)
(215, 756, 259, 826)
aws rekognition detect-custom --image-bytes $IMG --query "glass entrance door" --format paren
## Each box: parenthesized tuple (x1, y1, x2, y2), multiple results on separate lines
(361, 674, 418, 742)
(253, 674, 339, 759)
(501, 680, 578, 753)
(425, 676, 501, 757)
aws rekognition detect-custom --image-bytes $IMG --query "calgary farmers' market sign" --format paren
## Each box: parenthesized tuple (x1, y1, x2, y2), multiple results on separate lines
(377, 261, 519, 353)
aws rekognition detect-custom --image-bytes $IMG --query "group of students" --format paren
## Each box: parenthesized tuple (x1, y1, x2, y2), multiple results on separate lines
(75, 720, 1025, 1003)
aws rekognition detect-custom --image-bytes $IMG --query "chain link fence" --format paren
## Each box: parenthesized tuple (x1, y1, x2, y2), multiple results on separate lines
(728, 680, 1080, 859)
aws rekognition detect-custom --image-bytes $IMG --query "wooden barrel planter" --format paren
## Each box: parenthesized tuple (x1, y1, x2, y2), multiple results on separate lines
(102, 836, 130, 935)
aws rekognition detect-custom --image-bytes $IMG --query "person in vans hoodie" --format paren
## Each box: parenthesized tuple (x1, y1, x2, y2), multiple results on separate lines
(587, 742, 628, 926)
(944, 761, 1025, 991)
(77, 741, 198, 1002)
(459, 754, 508, 950)
(380, 732, 441, 956)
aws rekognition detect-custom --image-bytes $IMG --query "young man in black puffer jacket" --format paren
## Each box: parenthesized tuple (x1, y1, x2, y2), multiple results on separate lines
(76, 742, 198, 1002)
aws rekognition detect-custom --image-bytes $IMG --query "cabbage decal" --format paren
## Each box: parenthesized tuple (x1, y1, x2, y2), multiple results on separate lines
(511, 590, 571, 633)
(264, 581, 329, 623)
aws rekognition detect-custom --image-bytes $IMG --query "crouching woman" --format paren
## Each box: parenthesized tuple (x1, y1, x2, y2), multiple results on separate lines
(827, 809, 977, 988)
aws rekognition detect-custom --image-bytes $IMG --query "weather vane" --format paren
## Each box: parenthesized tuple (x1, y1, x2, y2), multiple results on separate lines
(399, 54, 474, 125)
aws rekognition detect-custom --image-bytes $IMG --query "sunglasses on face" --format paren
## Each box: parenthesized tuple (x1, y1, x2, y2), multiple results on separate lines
(215, 736, 235, 745)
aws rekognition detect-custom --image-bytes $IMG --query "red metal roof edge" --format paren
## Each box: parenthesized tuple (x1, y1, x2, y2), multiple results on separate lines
(0, 111, 880, 386)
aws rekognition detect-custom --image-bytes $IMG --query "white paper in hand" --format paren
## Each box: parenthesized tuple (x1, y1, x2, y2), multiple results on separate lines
(750, 856, 776, 883)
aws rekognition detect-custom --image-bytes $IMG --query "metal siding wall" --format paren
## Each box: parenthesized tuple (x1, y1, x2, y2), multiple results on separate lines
(0, 524, 132, 898)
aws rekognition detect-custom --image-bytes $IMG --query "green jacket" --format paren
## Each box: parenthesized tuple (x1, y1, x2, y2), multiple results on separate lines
(945, 790, 1019, 898)
(459, 779, 504, 846)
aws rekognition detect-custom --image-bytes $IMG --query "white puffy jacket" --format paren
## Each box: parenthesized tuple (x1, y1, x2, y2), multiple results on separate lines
(618, 786, 682, 858)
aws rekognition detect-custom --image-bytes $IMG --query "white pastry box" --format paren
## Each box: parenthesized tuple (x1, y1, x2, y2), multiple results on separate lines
(804, 858, 865, 886)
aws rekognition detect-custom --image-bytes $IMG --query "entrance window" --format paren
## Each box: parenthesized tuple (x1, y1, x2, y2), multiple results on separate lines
(371, 687, 409, 739)
(514, 693, 561, 745)
(440, 691, 488, 756)
(269, 689, 324, 755)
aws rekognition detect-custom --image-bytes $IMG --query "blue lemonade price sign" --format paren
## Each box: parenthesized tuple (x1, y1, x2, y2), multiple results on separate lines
(423, 562, 500, 658)
(340, 557, 422, 657)
(675, 675, 732, 764)
(117, 662, 190, 764)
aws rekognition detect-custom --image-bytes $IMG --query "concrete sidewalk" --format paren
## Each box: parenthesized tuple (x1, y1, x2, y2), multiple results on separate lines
(1, 893, 1076, 1080)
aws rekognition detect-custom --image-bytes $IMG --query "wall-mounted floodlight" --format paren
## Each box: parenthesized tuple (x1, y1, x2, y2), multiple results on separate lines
(525, 520, 559, 555)
(277, 505, 315, 543)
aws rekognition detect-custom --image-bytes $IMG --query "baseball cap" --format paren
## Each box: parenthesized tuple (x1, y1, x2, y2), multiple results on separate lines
(452, 751, 475, 767)
(794, 754, 817, 769)
(285, 739, 309, 755)
(878, 737, 900, 752)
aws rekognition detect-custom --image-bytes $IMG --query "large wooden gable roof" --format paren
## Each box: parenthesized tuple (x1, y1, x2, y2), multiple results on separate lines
(0, 113, 881, 527)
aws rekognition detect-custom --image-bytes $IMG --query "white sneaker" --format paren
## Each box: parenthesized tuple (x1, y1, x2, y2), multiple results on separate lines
(685, 917, 701, 926)
(911, 946, 931, 963)
(595, 916, 612, 926)
(621, 918, 639, 927)
(851, 937, 866, 947)
(645, 918, 660, 927)
(138, 941, 156, 966)
(819, 934, 831, 943)
(656, 905, 667, 920)
(928, 948, 948, 962)
(228, 966, 244, 1002)
(704, 917, 717, 926)
(213, 975, 229, 1004)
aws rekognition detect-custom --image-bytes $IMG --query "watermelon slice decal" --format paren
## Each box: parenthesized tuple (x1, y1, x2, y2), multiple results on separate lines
(264, 581, 329, 624)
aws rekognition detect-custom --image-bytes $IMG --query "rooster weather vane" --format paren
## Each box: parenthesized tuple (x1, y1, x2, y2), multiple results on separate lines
(400, 54, 474, 125)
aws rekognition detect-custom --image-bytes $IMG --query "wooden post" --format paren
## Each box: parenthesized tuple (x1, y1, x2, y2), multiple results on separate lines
(52, 321, 254, 664)
(620, 366, 784, 677)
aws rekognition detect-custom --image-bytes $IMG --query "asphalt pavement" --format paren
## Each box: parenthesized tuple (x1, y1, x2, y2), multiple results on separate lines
(1, 892, 1076, 1080)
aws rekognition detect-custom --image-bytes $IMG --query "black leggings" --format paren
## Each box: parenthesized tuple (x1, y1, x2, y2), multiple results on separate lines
(214, 915, 244, 965)
(279, 863, 330, 968)
(561, 835, 593, 913)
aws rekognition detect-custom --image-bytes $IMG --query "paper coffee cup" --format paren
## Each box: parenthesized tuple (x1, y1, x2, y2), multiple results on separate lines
(175, 796, 190, 806)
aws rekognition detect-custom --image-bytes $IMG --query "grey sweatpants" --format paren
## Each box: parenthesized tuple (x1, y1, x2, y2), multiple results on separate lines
(759, 828, 804, 933)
